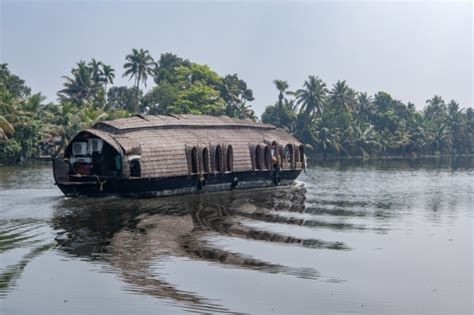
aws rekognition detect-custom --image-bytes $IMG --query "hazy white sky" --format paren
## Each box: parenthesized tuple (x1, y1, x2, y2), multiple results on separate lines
(1, 1, 472, 114)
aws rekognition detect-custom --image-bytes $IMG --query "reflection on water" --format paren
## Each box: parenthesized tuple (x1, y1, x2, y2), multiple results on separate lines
(50, 186, 337, 312)
(0, 157, 473, 314)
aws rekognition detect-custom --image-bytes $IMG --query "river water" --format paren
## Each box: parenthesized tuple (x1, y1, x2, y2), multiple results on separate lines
(0, 158, 472, 314)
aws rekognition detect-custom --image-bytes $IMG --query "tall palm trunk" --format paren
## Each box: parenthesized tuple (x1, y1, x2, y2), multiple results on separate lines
(104, 83, 108, 103)
(277, 92, 283, 126)
(133, 75, 141, 114)
(300, 110, 311, 139)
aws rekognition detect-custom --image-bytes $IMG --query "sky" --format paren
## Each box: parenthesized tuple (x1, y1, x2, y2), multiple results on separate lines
(0, 0, 472, 115)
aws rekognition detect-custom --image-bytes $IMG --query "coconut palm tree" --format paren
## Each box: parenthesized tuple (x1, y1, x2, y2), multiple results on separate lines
(295, 75, 328, 138)
(76, 106, 108, 129)
(356, 92, 373, 121)
(273, 79, 289, 125)
(101, 64, 115, 101)
(23, 93, 46, 115)
(58, 61, 95, 105)
(432, 122, 452, 154)
(0, 89, 23, 139)
(330, 80, 357, 112)
(424, 95, 446, 121)
(41, 102, 81, 155)
(107, 108, 131, 120)
(123, 48, 156, 91)
(351, 123, 381, 157)
(88, 59, 103, 85)
(0, 115, 14, 139)
(236, 102, 257, 121)
(446, 100, 466, 154)
(316, 127, 342, 154)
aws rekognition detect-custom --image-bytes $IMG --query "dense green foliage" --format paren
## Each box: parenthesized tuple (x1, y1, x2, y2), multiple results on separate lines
(0, 51, 257, 163)
(262, 77, 474, 157)
(0, 49, 473, 164)
(0, 62, 129, 163)
(141, 54, 256, 118)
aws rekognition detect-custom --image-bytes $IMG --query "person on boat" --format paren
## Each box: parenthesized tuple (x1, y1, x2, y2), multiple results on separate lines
(271, 143, 279, 169)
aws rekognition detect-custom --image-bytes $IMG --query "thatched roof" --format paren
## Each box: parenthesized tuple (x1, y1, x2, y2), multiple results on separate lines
(94, 114, 275, 133)
(75, 114, 303, 178)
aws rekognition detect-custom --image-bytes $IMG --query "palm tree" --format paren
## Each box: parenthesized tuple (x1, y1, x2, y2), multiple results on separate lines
(273, 79, 289, 125)
(432, 122, 452, 154)
(316, 127, 342, 154)
(23, 93, 46, 116)
(446, 100, 466, 154)
(330, 80, 357, 112)
(351, 123, 381, 157)
(101, 64, 115, 101)
(357, 92, 373, 121)
(236, 102, 257, 121)
(123, 48, 156, 91)
(76, 106, 108, 129)
(58, 61, 95, 105)
(295, 75, 328, 137)
(0, 115, 14, 139)
(42, 102, 80, 155)
(107, 108, 131, 120)
(424, 95, 446, 121)
(88, 59, 103, 84)
(0, 88, 23, 115)
(0, 89, 22, 139)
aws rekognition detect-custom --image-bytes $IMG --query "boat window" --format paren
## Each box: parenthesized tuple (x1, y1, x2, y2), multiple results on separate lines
(130, 159, 141, 177)
(215, 145, 223, 173)
(190, 147, 198, 174)
(202, 147, 209, 173)
(264, 146, 271, 170)
(271, 141, 278, 157)
(255, 145, 262, 170)
(299, 145, 305, 167)
(284, 144, 293, 164)
(226, 145, 234, 172)
(113, 154, 122, 177)
(72, 142, 88, 156)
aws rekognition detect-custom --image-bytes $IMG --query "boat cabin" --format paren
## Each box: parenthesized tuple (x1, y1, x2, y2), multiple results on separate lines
(53, 114, 305, 197)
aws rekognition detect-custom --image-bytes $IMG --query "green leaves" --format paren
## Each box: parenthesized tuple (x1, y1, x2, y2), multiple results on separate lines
(142, 54, 255, 119)
(268, 73, 473, 158)
(222, 74, 255, 119)
(58, 59, 114, 107)
(3, 52, 474, 163)
(123, 48, 156, 90)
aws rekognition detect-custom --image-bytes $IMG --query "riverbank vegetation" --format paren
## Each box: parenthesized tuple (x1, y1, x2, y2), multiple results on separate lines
(1, 49, 473, 163)
(262, 77, 474, 158)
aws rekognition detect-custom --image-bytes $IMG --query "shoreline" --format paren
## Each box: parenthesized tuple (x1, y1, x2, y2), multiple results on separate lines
(309, 153, 474, 161)
(1, 154, 473, 167)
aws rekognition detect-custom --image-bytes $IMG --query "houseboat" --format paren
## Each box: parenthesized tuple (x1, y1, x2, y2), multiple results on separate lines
(52, 114, 305, 197)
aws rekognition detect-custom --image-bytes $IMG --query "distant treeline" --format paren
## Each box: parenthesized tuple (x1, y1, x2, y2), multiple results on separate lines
(1, 49, 473, 163)
(262, 77, 474, 158)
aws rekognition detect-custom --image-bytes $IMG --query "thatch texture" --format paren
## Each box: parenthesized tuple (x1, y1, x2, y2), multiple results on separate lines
(86, 115, 303, 178)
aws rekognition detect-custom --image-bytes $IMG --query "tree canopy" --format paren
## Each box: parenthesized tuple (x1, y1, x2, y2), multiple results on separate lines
(142, 53, 256, 118)
(1, 51, 473, 164)
(263, 76, 474, 157)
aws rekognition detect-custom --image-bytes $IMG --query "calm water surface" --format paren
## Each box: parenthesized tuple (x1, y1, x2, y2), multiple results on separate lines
(0, 158, 473, 314)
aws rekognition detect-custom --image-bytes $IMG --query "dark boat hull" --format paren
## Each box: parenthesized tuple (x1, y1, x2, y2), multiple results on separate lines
(54, 157, 302, 197)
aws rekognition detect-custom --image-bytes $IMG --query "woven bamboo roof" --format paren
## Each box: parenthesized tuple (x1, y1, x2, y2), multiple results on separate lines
(72, 114, 303, 179)
(94, 114, 275, 133)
